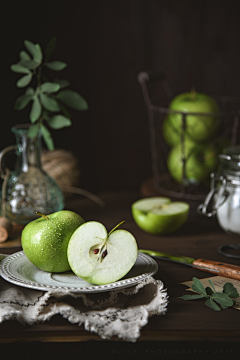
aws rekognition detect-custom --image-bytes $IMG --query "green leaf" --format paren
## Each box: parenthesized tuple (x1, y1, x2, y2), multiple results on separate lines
(25, 87, 34, 95)
(34, 43, 43, 62)
(191, 277, 207, 296)
(40, 93, 60, 112)
(19, 51, 31, 61)
(223, 283, 239, 298)
(14, 94, 32, 110)
(27, 123, 40, 138)
(211, 292, 234, 309)
(30, 97, 41, 123)
(39, 82, 60, 93)
(208, 279, 216, 292)
(24, 40, 40, 61)
(56, 89, 88, 111)
(45, 61, 67, 71)
(44, 37, 57, 63)
(40, 124, 54, 151)
(47, 115, 72, 129)
(205, 287, 214, 296)
(178, 294, 206, 300)
(57, 101, 71, 119)
(17, 73, 32, 88)
(205, 298, 221, 311)
(53, 79, 70, 89)
(18, 60, 40, 69)
(10, 64, 30, 74)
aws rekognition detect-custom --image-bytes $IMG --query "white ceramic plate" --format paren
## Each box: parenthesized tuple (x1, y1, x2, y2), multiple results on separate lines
(0, 251, 158, 293)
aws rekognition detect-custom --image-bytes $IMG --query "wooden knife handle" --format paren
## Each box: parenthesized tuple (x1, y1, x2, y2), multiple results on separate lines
(193, 259, 240, 280)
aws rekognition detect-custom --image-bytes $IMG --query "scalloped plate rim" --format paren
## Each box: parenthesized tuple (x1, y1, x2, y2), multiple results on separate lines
(0, 251, 158, 293)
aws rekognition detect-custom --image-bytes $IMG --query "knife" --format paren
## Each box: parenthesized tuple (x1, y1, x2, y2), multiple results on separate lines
(139, 249, 240, 281)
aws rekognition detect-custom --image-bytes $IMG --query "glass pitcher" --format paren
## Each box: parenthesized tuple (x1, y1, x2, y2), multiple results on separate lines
(0, 124, 64, 224)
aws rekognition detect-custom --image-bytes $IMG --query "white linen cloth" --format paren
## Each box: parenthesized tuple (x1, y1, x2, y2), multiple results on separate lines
(0, 254, 168, 342)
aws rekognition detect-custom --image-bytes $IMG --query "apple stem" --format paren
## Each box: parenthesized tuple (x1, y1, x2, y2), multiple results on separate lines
(191, 87, 196, 101)
(36, 211, 49, 220)
(108, 220, 125, 237)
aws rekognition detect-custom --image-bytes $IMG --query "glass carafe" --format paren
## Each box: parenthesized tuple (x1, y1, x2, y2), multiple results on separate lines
(0, 124, 64, 224)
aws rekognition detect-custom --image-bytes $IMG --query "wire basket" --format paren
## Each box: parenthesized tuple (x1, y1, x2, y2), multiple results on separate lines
(138, 70, 240, 201)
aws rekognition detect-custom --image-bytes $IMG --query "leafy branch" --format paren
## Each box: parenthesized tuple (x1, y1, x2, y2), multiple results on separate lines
(179, 277, 239, 311)
(10, 38, 88, 150)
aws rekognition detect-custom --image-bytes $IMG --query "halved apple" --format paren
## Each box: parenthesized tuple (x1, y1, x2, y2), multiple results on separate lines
(67, 221, 138, 285)
(131, 197, 189, 235)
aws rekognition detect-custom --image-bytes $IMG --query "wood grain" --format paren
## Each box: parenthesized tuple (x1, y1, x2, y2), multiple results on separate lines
(193, 259, 240, 280)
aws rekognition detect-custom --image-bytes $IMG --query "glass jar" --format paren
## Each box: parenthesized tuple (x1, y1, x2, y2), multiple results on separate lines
(0, 124, 64, 224)
(197, 146, 240, 236)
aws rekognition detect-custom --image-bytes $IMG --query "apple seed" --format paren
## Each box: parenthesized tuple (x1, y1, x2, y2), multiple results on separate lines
(93, 248, 99, 254)
(102, 249, 108, 258)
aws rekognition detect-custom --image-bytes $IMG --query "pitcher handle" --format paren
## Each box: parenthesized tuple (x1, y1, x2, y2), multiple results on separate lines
(0, 145, 17, 178)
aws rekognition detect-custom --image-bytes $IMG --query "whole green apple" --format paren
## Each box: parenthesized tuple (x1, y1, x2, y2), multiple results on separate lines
(131, 197, 189, 235)
(163, 91, 220, 145)
(167, 140, 218, 184)
(21, 210, 85, 272)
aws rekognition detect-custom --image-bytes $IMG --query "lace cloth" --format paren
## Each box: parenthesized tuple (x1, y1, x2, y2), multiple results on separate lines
(0, 254, 168, 342)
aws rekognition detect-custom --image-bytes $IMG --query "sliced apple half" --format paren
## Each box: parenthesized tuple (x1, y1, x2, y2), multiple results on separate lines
(131, 197, 189, 235)
(67, 221, 138, 285)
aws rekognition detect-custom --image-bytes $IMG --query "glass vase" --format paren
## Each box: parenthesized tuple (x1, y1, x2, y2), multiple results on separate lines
(0, 124, 64, 224)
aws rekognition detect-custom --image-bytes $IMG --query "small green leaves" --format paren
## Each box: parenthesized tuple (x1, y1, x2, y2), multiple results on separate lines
(10, 64, 30, 74)
(205, 298, 221, 311)
(47, 115, 72, 129)
(39, 82, 60, 93)
(223, 282, 239, 298)
(17, 73, 33, 88)
(45, 61, 67, 71)
(30, 97, 41, 123)
(40, 124, 54, 151)
(179, 277, 239, 311)
(191, 277, 207, 296)
(56, 89, 88, 111)
(28, 123, 40, 138)
(11, 37, 89, 151)
(40, 94, 60, 112)
(24, 40, 42, 63)
(14, 94, 32, 110)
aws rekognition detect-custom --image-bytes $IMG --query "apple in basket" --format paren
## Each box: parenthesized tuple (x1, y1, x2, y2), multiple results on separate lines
(67, 221, 138, 285)
(163, 90, 220, 146)
(21, 210, 85, 272)
(167, 140, 218, 184)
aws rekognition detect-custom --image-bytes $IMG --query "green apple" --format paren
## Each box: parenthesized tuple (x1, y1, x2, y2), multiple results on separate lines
(167, 140, 218, 184)
(21, 210, 85, 273)
(163, 90, 220, 145)
(67, 221, 138, 285)
(131, 197, 189, 235)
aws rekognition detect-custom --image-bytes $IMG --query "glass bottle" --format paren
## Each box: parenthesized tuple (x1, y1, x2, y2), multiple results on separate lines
(0, 124, 64, 224)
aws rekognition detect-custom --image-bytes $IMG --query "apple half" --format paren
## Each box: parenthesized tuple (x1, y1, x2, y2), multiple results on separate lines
(67, 221, 138, 285)
(131, 197, 189, 235)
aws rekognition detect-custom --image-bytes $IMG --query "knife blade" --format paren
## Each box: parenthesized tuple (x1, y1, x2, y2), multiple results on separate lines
(139, 249, 240, 280)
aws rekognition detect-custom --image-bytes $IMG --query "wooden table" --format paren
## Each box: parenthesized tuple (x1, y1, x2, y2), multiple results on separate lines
(1, 190, 240, 359)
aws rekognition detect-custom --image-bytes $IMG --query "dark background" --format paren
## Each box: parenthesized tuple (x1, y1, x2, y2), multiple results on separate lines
(1, 0, 240, 194)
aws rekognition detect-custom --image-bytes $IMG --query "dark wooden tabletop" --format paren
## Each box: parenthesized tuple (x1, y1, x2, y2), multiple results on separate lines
(1, 190, 240, 358)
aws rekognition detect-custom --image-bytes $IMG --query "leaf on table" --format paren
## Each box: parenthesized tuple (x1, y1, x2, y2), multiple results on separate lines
(179, 294, 207, 300)
(223, 282, 239, 299)
(191, 277, 207, 296)
(205, 298, 221, 311)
